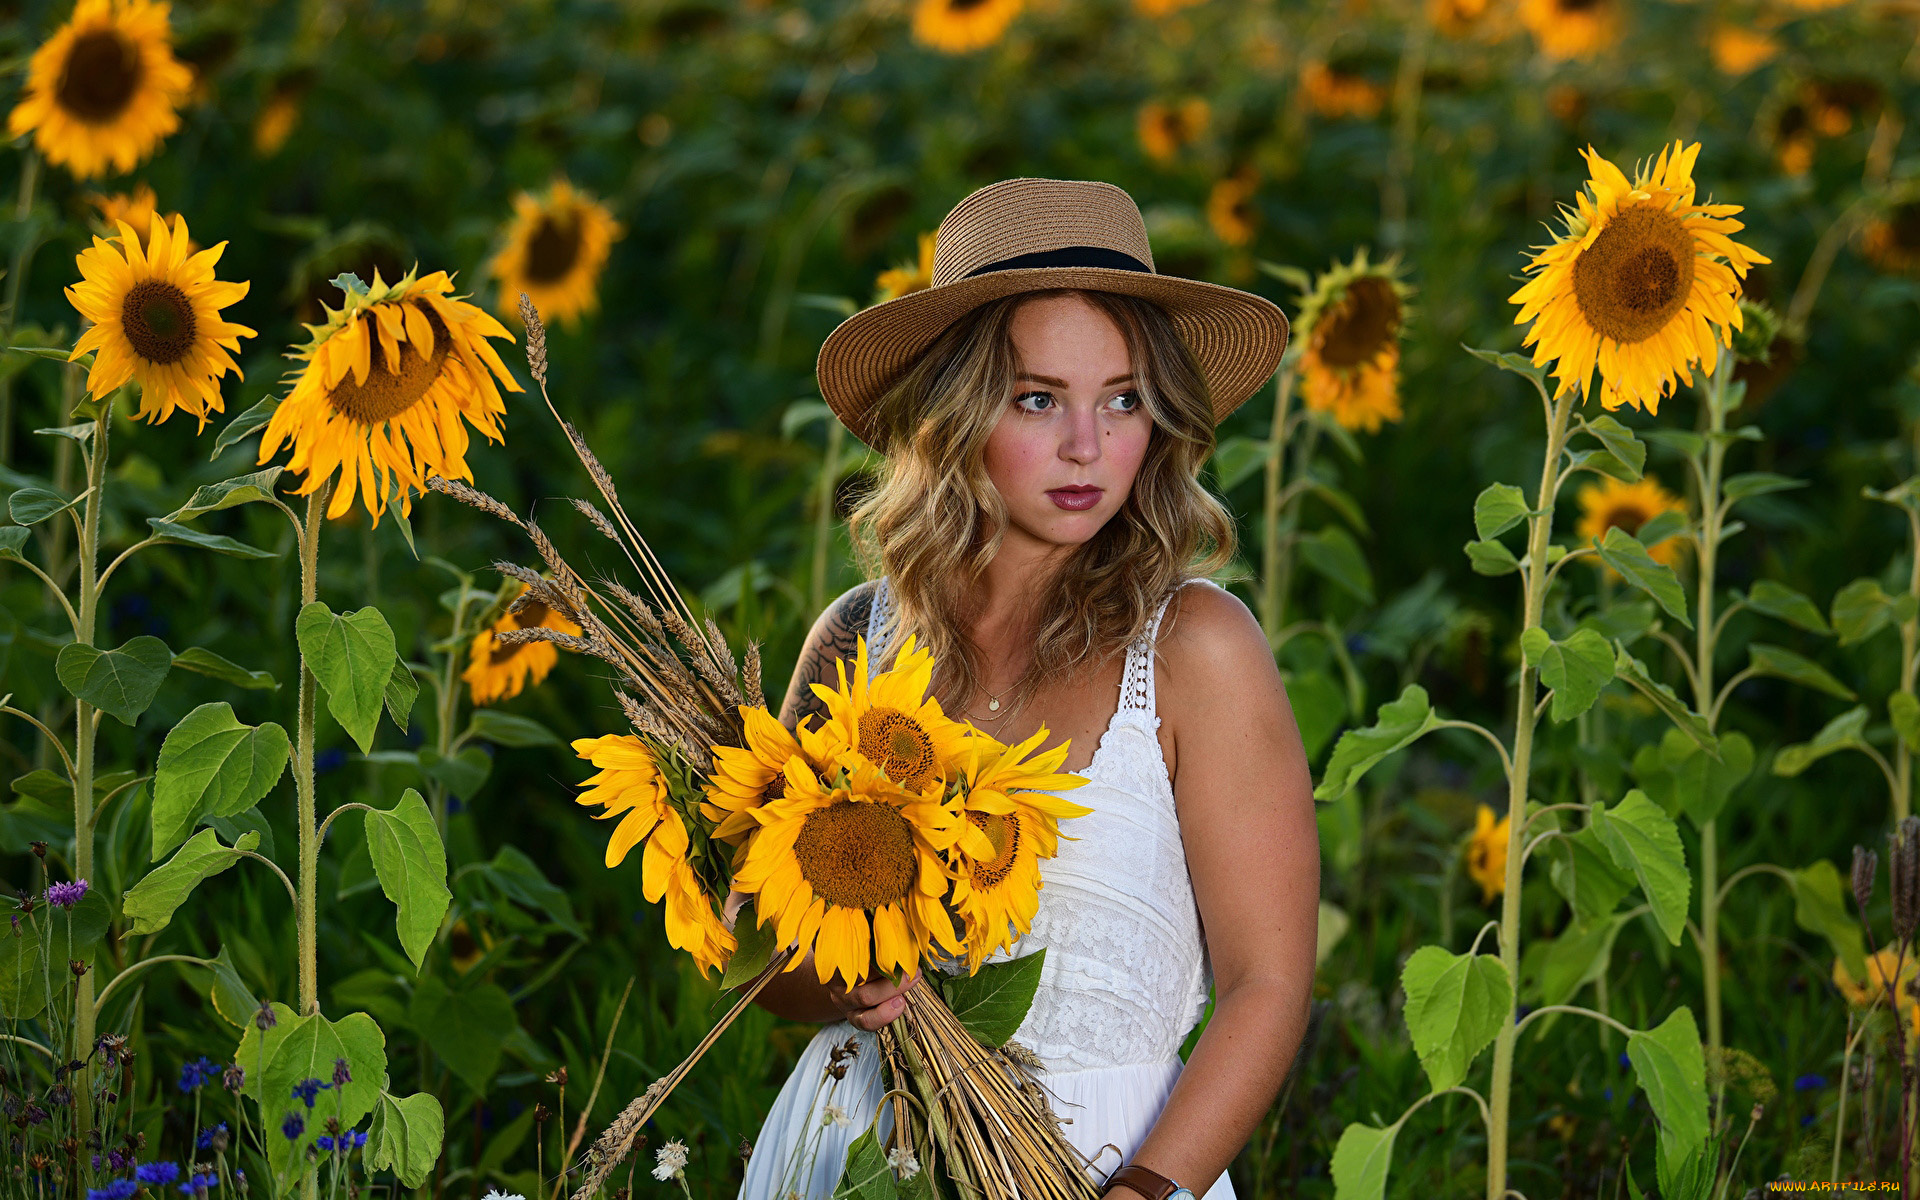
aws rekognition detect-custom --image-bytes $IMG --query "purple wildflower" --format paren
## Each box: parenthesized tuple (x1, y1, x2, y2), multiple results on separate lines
(177, 1058, 218, 1093)
(196, 1124, 228, 1151)
(134, 1162, 181, 1186)
(45, 880, 89, 909)
(175, 1173, 218, 1196)
(88, 1182, 138, 1200)
(314, 1137, 334, 1152)
(280, 1113, 304, 1141)
(330, 1057, 351, 1087)
(289, 1078, 330, 1109)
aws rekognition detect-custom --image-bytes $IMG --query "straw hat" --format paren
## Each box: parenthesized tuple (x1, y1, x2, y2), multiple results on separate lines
(816, 177, 1291, 448)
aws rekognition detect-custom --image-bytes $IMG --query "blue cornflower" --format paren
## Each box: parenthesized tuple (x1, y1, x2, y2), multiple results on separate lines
(1617, 1052, 1631, 1069)
(135, 1162, 181, 1186)
(315, 1136, 335, 1152)
(88, 1181, 137, 1200)
(348, 1130, 367, 1149)
(1794, 1074, 1828, 1092)
(175, 1174, 217, 1196)
(197, 1123, 228, 1150)
(314, 748, 348, 776)
(281, 1113, 305, 1141)
(177, 1057, 219, 1093)
(289, 1078, 331, 1109)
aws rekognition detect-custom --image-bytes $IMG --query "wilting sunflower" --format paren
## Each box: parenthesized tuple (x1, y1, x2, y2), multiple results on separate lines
(1137, 99, 1210, 163)
(1301, 62, 1386, 120)
(948, 727, 1091, 971)
(1519, 0, 1622, 61)
(1207, 169, 1258, 247)
(66, 214, 254, 430)
(8, 0, 194, 180)
(1576, 475, 1688, 569)
(1709, 24, 1777, 76)
(1862, 202, 1920, 275)
(704, 704, 818, 843)
(806, 633, 973, 797)
(256, 267, 522, 525)
(875, 231, 937, 305)
(1509, 141, 1770, 415)
(1465, 804, 1509, 903)
(910, 0, 1023, 53)
(1296, 250, 1412, 434)
(488, 179, 625, 330)
(461, 581, 584, 706)
(573, 734, 736, 977)
(731, 755, 980, 988)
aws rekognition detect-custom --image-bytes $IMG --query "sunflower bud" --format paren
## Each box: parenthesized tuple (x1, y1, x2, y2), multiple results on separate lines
(1892, 818, 1920, 946)
(1854, 845, 1879, 918)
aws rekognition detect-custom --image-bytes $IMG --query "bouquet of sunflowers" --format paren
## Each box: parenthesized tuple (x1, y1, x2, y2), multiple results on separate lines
(430, 296, 1104, 1200)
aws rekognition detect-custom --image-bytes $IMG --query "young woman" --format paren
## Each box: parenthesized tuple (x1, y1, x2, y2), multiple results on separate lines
(729, 178, 1319, 1200)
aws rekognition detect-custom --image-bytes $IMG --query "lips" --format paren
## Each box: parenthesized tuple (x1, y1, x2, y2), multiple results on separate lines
(1046, 485, 1104, 512)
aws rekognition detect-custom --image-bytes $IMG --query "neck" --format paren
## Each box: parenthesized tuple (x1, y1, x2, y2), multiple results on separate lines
(971, 524, 1069, 639)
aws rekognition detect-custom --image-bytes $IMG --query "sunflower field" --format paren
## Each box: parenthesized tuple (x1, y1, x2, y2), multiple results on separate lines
(2, 0, 1919, 1196)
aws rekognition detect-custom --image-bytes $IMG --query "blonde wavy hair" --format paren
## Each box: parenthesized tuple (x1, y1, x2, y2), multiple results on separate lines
(845, 287, 1237, 721)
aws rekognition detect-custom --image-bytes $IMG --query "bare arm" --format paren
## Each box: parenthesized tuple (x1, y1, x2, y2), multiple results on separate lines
(1111, 584, 1320, 1198)
(726, 582, 918, 1029)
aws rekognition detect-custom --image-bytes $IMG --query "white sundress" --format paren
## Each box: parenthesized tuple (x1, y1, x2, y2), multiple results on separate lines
(735, 576, 1235, 1200)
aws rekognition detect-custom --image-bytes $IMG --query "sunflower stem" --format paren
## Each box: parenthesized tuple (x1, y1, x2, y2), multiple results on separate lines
(295, 481, 333, 1018)
(0, 149, 40, 468)
(68, 384, 110, 1143)
(1260, 366, 1300, 646)
(1485, 379, 1577, 1200)
(1691, 354, 1734, 1129)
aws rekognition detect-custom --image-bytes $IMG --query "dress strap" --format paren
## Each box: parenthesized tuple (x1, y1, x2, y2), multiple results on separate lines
(1120, 577, 1227, 715)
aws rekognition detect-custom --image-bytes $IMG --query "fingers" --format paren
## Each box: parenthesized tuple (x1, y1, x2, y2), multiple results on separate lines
(848, 991, 909, 1032)
(833, 970, 923, 1031)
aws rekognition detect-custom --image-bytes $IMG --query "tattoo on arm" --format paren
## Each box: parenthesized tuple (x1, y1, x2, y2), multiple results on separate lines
(779, 583, 876, 733)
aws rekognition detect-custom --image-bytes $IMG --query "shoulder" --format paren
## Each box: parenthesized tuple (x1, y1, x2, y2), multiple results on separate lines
(779, 579, 882, 727)
(816, 579, 881, 644)
(1156, 579, 1271, 677)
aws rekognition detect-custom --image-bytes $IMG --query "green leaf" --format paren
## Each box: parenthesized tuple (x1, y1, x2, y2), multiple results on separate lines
(1831, 578, 1912, 646)
(210, 395, 279, 461)
(465, 709, 560, 747)
(1892, 693, 1920, 755)
(1465, 538, 1520, 576)
(363, 789, 450, 971)
(1721, 472, 1805, 503)
(1596, 527, 1691, 627)
(1578, 599, 1658, 644)
(1743, 581, 1830, 636)
(941, 949, 1046, 1048)
(1643, 427, 1706, 458)
(146, 517, 278, 560)
(1591, 790, 1689, 945)
(1549, 828, 1635, 926)
(297, 602, 398, 753)
(1527, 627, 1616, 722)
(1582, 415, 1646, 480)
(1473, 483, 1530, 541)
(1744, 643, 1855, 701)
(481, 845, 583, 938)
(1565, 447, 1639, 482)
(1793, 859, 1868, 982)
(236, 1006, 387, 1184)
(56, 636, 172, 725)
(722, 899, 777, 989)
(419, 746, 490, 799)
(383, 661, 418, 734)
(1462, 343, 1548, 386)
(122, 828, 261, 936)
(205, 945, 260, 1029)
(408, 976, 515, 1092)
(1210, 435, 1269, 493)
(1399, 946, 1512, 1092)
(151, 702, 290, 859)
(1773, 706, 1871, 778)
(1300, 525, 1374, 605)
(0, 888, 112, 1021)
(1524, 914, 1627, 1007)
(1330, 1121, 1399, 1200)
(1314, 685, 1441, 801)
(169, 467, 287, 520)
(0, 525, 29, 559)
(833, 1125, 902, 1200)
(1613, 647, 1717, 756)
(1627, 1008, 1709, 1184)
(1636, 509, 1688, 552)
(9, 486, 82, 525)
(366, 1091, 445, 1188)
(1631, 728, 1753, 828)
(171, 646, 278, 690)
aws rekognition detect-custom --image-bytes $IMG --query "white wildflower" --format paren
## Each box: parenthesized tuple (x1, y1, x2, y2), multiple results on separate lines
(887, 1146, 920, 1180)
(822, 1103, 851, 1129)
(480, 1192, 526, 1200)
(652, 1138, 690, 1181)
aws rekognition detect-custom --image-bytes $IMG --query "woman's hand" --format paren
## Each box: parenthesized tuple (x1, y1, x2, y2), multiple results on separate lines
(825, 969, 921, 1032)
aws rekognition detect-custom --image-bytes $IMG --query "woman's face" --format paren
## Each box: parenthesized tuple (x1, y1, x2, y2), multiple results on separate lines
(983, 292, 1153, 556)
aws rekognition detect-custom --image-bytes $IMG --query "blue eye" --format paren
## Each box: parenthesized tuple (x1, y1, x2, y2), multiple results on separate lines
(1109, 390, 1142, 412)
(1014, 390, 1056, 413)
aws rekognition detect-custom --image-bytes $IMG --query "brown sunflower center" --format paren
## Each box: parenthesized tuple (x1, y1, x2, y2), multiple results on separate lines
(524, 213, 583, 284)
(858, 706, 938, 792)
(760, 766, 790, 805)
(793, 800, 917, 910)
(1315, 276, 1401, 368)
(57, 31, 143, 123)
(967, 811, 1021, 890)
(1570, 204, 1697, 345)
(1600, 503, 1651, 535)
(120, 279, 197, 365)
(946, 0, 991, 11)
(1556, 0, 1603, 12)
(325, 301, 453, 425)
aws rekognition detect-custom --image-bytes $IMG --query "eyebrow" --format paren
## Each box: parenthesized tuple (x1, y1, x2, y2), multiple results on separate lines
(1015, 372, 1136, 387)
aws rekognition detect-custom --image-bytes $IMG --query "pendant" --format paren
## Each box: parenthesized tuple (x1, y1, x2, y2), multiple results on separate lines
(987, 699, 1000, 712)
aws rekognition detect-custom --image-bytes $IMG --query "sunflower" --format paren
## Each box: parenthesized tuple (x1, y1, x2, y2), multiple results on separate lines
(1509, 141, 1770, 415)
(1862, 202, 1920, 275)
(1207, 169, 1258, 248)
(806, 633, 973, 798)
(65, 214, 254, 430)
(948, 727, 1092, 971)
(488, 179, 625, 330)
(875, 232, 937, 305)
(1296, 250, 1412, 434)
(1519, 0, 1622, 61)
(1709, 24, 1777, 76)
(1465, 804, 1509, 903)
(704, 704, 818, 843)
(7, 0, 194, 180)
(1430, 0, 1512, 40)
(1134, 0, 1207, 15)
(461, 581, 584, 706)
(1136, 99, 1209, 164)
(255, 267, 522, 525)
(572, 734, 737, 977)
(1576, 475, 1688, 569)
(910, 0, 1023, 53)
(1301, 62, 1386, 121)
(731, 755, 978, 988)
(253, 85, 302, 157)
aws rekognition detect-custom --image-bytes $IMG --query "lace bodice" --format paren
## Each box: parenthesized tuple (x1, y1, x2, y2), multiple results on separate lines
(866, 576, 1218, 1072)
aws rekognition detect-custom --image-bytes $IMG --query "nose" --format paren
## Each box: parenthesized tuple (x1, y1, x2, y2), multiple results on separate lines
(1059, 402, 1101, 466)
